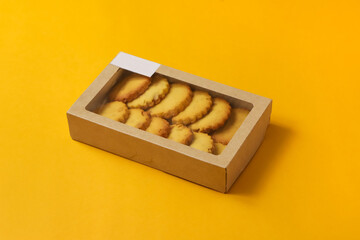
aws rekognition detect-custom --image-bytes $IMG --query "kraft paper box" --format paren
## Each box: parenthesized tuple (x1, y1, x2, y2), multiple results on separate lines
(67, 52, 272, 193)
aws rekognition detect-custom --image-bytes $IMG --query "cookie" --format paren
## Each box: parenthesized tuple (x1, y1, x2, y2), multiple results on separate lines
(189, 98, 231, 133)
(167, 124, 193, 145)
(125, 108, 151, 130)
(212, 108, 249, 144)
(213, 142, 226, 155)
(189, 132, 214, 153)
(147, 83, 192, 119)
(127, 75, 170, 110)
(97, 101, 129, 122)
(145, 117, 171, 137)
(108, 73, 151, 102)
(172, 91, 212, 125)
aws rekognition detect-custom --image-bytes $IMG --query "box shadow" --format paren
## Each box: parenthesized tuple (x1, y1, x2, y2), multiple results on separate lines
(228, 124, 293, 195)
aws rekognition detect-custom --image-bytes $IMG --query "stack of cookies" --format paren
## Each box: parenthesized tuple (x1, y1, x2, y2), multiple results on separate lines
(97, 73, 250, 155)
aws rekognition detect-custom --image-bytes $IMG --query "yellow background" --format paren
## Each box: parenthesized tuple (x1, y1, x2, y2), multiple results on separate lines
(1, 0, 359, 239)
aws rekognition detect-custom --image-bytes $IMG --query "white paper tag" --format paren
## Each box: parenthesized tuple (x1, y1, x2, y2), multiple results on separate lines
(110, 52, 160, 77)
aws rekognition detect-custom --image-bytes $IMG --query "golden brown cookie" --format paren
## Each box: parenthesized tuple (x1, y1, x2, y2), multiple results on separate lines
(189, 98, 231, 133)
(145, 117, 171, 137)
(213, 142, 226, 155)
(167, 124, 193, 145)
(108, 74, 151, 102)
(125, 108, 151, 130)
(97, 101, 129, 122)
(189, 132, 214, 153)
(147, 83, 192, 119)
(172, 91, 212, 125)
(212, 108, 249, 144)
(127, 75, 170, 110)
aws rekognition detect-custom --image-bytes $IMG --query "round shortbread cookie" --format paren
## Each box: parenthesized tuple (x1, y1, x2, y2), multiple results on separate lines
(212, 108, 249, 145)
(145, 117, 171, 137)
(147, 83, 192, 119)
(127, 75, 170, 110)
(213, 142, 226, 155)
(167, 124, 193, 145)
(189, 98, 231, 133)
(172, 91, 212, 125)
(109, 74, 151, 103)
(97, 101, 129, 122)
(125, 108, 151, 130)
(189, 132, 214, 153)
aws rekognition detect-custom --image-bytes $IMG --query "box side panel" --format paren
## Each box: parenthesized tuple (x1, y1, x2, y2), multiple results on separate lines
(226, 101, 272, 192)
(67, 113, 226, 192)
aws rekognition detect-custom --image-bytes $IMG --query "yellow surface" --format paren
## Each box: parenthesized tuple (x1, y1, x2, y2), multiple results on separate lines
(1, 0, 359, 239)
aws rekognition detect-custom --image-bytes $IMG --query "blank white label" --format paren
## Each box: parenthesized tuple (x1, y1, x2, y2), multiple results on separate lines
(110, 52, 160, 77)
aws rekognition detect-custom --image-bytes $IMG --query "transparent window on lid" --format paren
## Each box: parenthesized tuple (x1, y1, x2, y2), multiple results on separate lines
(86, 69, 253, 155)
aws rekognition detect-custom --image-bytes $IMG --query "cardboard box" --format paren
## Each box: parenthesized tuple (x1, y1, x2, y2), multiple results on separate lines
(67, 52, 272, 193)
